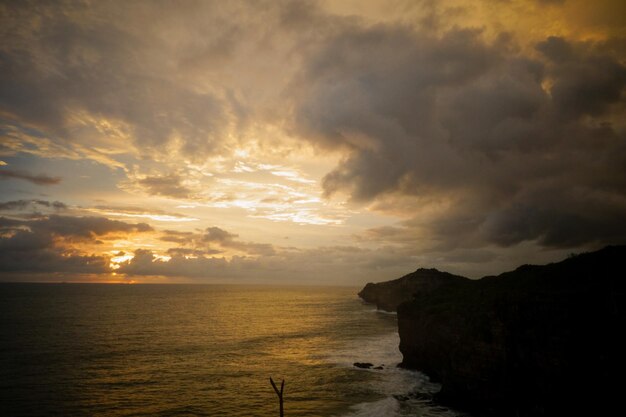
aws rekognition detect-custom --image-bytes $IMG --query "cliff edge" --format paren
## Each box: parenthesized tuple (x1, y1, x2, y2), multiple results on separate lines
(362, 246, 626, 416)
(358, 268, 468, 311)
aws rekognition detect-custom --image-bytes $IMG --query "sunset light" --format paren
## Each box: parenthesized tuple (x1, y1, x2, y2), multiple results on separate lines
(1, 0, 625, 286)
(1, 1, 624, 416)
(0, 0, 626, 284)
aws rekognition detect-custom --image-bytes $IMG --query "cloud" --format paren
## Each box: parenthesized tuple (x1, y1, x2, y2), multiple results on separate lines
(118, 249, 229, 278)
(0, 248, 109, 275)
(203, 226, 238, 242)
(85, 205, 197, 222)
(0, 214, 153, 274)
(160, 230, 196, 245)
(200, 226, 276, 256)
(116, 241, 513, 283)
(0, 2, 232, 162)
(116, 244, 419, 284)
(21, 215, 152, 238)
(535, 36, 626, 120)
(0, 0, 319, 167)
(0, 169, 61, 185)
(1, 0, 625, 280)
(130, 174, 196, 199)
(166, 247, 222, 257)
(160, 226, 276, 256)
(0, 215, 152, 242)
(289, 23, 626, 249)
(0, 199, 67, 211)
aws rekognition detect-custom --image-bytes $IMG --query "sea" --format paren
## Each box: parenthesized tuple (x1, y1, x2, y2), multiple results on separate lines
(0, 284, 462, 416)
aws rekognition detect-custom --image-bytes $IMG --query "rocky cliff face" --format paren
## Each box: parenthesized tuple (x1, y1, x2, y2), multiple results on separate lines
(395, 246, 625, 417)
(358, 268, 468, 311)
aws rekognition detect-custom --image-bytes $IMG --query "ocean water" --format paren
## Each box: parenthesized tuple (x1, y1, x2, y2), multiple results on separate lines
(0, 284, 461, 416)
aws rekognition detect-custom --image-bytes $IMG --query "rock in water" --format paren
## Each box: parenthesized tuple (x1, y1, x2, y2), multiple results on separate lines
(395, 245, 626, 417)
(353, 362, 374, 369)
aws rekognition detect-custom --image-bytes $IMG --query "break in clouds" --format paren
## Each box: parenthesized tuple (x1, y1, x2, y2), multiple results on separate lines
(0, 204, 419, 283)
(0, 213, 152, 274)
(0, 0, 625, 281)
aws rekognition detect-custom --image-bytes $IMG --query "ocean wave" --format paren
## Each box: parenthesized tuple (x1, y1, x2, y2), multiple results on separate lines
(367, 308, 398, 316)
(340, 397, 400, 417)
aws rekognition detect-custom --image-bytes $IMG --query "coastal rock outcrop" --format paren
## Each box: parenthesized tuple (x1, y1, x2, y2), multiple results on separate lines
(358, 268, 468, 311)
(353, 362, 374, 369)
(364, 246, 626, 416)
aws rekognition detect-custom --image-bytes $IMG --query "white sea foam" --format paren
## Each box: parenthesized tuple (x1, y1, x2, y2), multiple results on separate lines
(323, 330, 403, 369)
(339, 373, 462, 417)
(341, 397, 400, 417)
(329, 328, 462, 417)
(368, 308, 397, 316)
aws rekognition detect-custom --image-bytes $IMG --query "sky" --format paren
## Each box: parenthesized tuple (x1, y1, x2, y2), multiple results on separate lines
(0, 0, 625, 285)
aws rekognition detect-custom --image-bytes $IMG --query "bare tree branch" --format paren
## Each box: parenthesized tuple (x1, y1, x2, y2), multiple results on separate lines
(269, 377, 284, 417)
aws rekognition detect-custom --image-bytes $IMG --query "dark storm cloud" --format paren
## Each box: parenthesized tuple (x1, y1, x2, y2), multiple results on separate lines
(0, 169, 61, 185)
(0, 214, 152, 273)
(536, 36, 626, 119)
(0, 199, 66, 211)
(291, 25, 626, 249)
(24, 215, 152, 238)
(0, 219, 110, 274)
(0, 215, 152, 240)
(0, 248, 109, 274)
(203, 226, 238, 243)
(479, 189, 626, 248)
(291, 26, 502, 199)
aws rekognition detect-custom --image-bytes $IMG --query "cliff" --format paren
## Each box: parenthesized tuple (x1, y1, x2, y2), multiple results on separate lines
(360, 247, 626, 415)
(358, 268, 468, 311)
(393, 246, 626, 416)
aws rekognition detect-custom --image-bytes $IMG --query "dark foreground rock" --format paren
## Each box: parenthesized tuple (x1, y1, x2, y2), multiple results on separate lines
(358, 268, 468, 311)
(394, 246, 626, 417)
(353, 362, 374, 369)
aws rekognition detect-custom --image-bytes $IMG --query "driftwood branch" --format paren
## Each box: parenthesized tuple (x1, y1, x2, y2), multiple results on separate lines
(269, 377, 284, 417)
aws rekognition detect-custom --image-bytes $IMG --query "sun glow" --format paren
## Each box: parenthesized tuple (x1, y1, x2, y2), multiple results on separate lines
(109, 252, 134, 270)
(88, 209, 198, 222)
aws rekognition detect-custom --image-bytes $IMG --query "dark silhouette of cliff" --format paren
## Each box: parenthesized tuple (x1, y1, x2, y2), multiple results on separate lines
(358, 268, 468, 311)
(361, 246, 626, 416)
